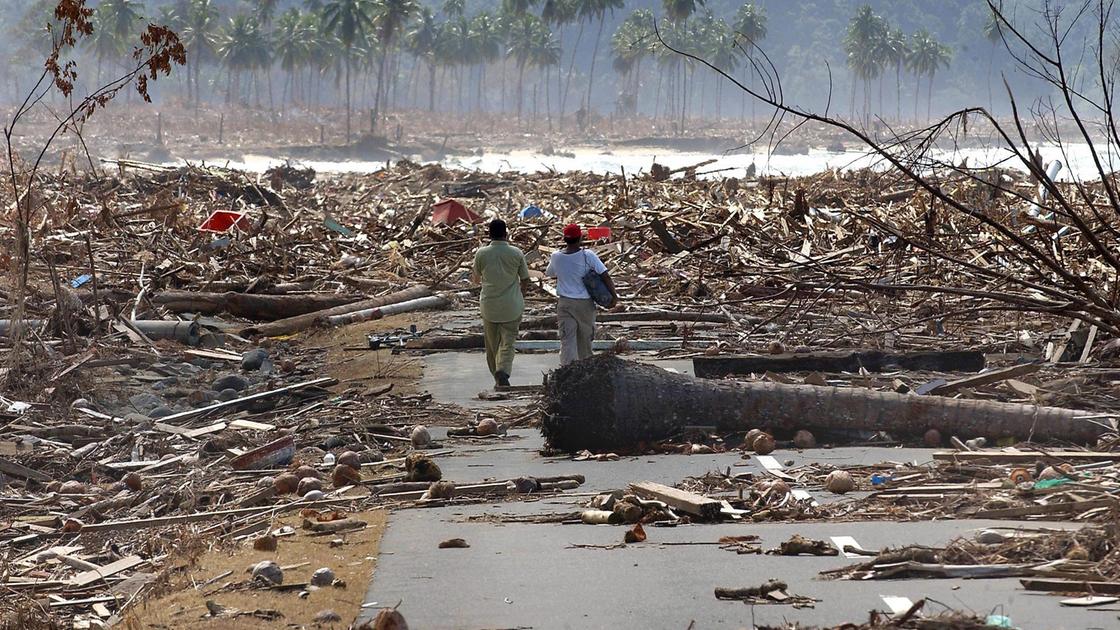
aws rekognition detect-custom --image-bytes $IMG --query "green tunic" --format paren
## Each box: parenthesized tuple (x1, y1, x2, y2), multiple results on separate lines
(473, 240, 529, 323)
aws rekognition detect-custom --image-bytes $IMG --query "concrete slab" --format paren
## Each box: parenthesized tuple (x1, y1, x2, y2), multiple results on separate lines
(362, 432, 1099, 629)
(420, 352, 694, 408)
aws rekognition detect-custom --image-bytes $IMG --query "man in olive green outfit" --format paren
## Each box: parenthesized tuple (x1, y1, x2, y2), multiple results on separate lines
(472, 219, 529, 387)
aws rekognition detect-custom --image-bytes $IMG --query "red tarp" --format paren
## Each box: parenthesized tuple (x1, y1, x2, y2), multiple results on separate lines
(431, 199, 482, 225)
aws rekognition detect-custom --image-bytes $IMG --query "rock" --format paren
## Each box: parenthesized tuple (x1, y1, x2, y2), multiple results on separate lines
(331, 464, 361, 487)
(274, 473, 300, 494)
(410, 425, 431, 448)
(303, 489, 326, 500)
(824, 470, 856, 494)
(124, 413, 151, 425)
(323, 435, 347, 450)
(152, 376, 178, 391)
(128, 393, 163, 413)
(297, 477, 323, 495)
(793, 430, 816, 449)
(310, 567, 335, 587)
(476, 418, 499, 436)
(187, 389, 219, 405)
(250, 560, 283, 585)
(70, 398, 91, 409)
(509, 477, 539, 493)
(314, 609, 342, 624)
(337, 451, 361, 469)
(360, 449, 385, 464)
(212, 374, 249, 392)
(148, 406, 174, 419)
(217, 388, 240, 402)
(923, 428, 942, 447)
(256, 476, 275, 489)
(438, 538, 470, 549)
(122, 472, 143, 492)
(242, 348, 270, 371)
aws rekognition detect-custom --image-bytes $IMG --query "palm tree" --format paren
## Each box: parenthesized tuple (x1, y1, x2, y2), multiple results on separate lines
(983, 7, 1002, 113)
(469, 12, 503, 112)
(90, 0, 144, 83)
(543, 0, 580, 125)
(507, 13, 547, 122)
(705, 18, 739, 120)
(611, 9, 653, 115)
(662, 0, 706, 23)
(441, 0, 465, 19)
(733, 2, 766, 121)
(275, 8, 315, 108)
(843, 5, 887, 122)
(218, 14, 272, 106)
(181, 0, 220, 108)
(407, 6, 440, 111)
(370, 0, 419, 131)
(531, 24, 562, 124)
(579, 0, 625, 119)
(322, 0, 375, 141)
(907, 28, 952, 121)
(881, 27, 908, 122)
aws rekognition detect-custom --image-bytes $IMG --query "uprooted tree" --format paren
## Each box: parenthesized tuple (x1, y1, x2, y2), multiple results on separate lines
(657, 0, 1120, 340)
(3, 0, 184, 384)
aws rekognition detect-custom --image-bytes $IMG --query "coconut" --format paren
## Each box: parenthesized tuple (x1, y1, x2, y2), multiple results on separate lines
(331, 464, 361, 488)
(337, 451, 361, 469)
(923, 428, 942, 447)
(768, 340, 786, 355)
(744, 429, 763, 449)
(297, 477, 323, 495)
(294, 465, 320, 480)
(59, 480, 87, 495)
(253, 534, 278, 552)
(792, 430, 816, 449)
(751, 433, 776, 455)
(273, 473, 300, 494)
(122, 472, 143, 492)
(824, 470, 856, 494)
(1037, 466, 1063, 481)
(476, 418, 499, 436)
(62, 518, 83, 533)
(410, 425, 431, 448)
(370, 608, 409, 630)
(426, 480, 456, 499)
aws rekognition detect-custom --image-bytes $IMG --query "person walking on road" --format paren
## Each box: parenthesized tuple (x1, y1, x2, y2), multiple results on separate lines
(473, 219, 530, 387)
(546, 224, 619, 365)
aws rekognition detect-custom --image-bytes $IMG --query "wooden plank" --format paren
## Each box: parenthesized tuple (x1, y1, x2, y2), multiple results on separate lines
(1050, 319, 1082, 363)
(229, 419, 276, 432)
(68, 555, 145, 587)
(0, 456, 51, 482)
(974, 498, 1117, 519)
(693, 350, 985, 378)
(91, 603, 112, 618)
(154, 377, 335, 428)
(1080, 325, 1099, 364)
(629, 481, 722, 519)
(926, 363, 1042, 396)
(1021, 578, 1120, 594)
(933, 450, 1120, 463)
(184, 422, 227, 438)
(182, 349, 241, 362)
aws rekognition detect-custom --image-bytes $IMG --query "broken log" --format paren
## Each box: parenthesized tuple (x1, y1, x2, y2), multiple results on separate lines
(241, 286, 432, 337)
(152, 291, 362, 320)
(629, 481, 722, 520)
(542, 355, 1103, 452)
(325, 295, 450, 326)
(693, 350, 986, 378)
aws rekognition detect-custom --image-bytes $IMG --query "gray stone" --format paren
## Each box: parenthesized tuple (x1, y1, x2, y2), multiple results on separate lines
(212, 374, 249, 392)
(148, 406, 174, 419)
(242, 348, 270, 371)
(217, 388, 240, 402)
(313, 610, 341, 624)
(360, 449, 385, 464)
(323, 435, 347, 450)
(128, 393, 163, 413)
(310, 567, 335, 587)
(250, 560, 283, 585)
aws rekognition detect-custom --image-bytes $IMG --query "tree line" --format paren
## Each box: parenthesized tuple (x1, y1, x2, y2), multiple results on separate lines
(5, 0, 976, 139)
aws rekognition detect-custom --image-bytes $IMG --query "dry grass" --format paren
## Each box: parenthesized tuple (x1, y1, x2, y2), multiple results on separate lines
(128, 509, 387, 629)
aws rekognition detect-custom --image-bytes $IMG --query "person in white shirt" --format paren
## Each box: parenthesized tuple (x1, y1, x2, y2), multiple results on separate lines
(545, 224, 619, 365)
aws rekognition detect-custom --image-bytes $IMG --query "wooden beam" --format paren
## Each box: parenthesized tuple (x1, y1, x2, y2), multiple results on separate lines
(68, 555, 145, 587)
(154, 377, 335, 429)
(0, 457, 51, 482)
(973, 497, 1117, 519)
(933, 450, 1120, 463)
(926, 363, 1042, 396)
(629, 481, 722, 519)
(1021, 578, 1120, 594)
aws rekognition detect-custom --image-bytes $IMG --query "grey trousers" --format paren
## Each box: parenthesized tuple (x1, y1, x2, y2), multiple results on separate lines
(557, 297, 597, 365)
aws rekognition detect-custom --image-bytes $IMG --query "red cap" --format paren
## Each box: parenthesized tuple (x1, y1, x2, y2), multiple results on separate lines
(563, 223, 582, 239)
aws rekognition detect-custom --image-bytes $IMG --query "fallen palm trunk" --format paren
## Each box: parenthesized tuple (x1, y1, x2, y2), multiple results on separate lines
(0, 319, 199, 344)
(521, 309, 738, 330)
(241, 285, 431, 337)
(325, 295, 450, 326)
(152, 291, 362, 320)
(693, 350, 986, 378)
(542, 355, 1103, 452)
